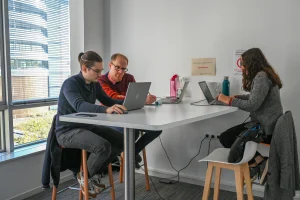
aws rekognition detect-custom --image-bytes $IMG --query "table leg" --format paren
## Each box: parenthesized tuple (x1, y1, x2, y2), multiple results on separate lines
(124, 128, 135, 200)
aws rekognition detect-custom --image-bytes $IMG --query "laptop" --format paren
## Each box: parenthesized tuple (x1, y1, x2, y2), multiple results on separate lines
(160, 81, 189, 104)
(198, 81, 228, 106)
(123, 82, 151, 111)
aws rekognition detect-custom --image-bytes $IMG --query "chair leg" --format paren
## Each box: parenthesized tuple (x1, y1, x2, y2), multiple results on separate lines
(142, 148, 150, 191)
(79, 190, 83, 200)
(242, 163, 254, 200)
(202, 162, 214, 200)
(213, 166, 221, 200)
(119, 152, 124, 183)
(108, 163, 116, 200)
(82, 150, 89, 200)
(52, 186, 57, 200)
(79, 157, 83, 200)
(234, 165, 244, 200)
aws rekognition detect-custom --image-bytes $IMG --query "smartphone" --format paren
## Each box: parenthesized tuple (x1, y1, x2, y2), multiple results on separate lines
(75, 113, 97, 117)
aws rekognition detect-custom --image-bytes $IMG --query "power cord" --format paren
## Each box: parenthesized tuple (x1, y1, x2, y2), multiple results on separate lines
(242, 115, 250, 123)
(140, 166, 166, 200)
(158, 135, 207, 184)
(190, 99, 206, 106)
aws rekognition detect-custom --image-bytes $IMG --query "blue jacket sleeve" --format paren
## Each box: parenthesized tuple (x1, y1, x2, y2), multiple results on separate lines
(63, 79, 108, 113)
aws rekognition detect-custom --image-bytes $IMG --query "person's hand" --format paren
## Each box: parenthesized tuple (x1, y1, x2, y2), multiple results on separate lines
(217, 93, 233, 105)
(106, 104, 127, 114)
(145, 94, 157, 104)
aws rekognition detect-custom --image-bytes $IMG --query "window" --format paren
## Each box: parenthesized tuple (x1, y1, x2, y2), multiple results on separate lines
(8, 0, 70, 102)
(13, 106, 55, 147)
(0, 0, 70, 150)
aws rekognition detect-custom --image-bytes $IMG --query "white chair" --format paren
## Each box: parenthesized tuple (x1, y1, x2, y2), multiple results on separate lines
(198, 141, 258, 200)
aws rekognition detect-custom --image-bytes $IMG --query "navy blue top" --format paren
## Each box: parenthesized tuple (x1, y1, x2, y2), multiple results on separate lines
(55, 72, 123, 136)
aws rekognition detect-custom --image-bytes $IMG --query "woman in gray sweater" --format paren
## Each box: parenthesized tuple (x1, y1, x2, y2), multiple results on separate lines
(217, 48, 283, 184)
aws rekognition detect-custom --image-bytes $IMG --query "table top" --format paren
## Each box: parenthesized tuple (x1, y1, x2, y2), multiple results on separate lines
(59, 99, 238, 130)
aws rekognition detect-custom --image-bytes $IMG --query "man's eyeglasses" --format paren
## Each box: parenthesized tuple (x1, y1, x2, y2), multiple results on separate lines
(88, 67, 103, 74)
(111, 63, 128, 72)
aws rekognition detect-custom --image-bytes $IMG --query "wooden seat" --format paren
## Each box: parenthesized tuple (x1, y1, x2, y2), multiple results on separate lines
(52, 149, 115, 200)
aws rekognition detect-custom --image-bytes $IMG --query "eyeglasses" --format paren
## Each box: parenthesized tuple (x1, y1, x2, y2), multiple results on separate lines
(111, 63, 128, 72)
(88, 67, 103, 74)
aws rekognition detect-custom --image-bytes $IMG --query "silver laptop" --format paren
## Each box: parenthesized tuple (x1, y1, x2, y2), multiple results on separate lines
(198, 81, 228, 106)
(123, 82, 151, 111)
(160, 81, 189, 104)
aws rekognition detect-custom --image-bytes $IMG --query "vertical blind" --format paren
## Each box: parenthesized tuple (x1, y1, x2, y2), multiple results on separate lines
(8, 0, 70, 103)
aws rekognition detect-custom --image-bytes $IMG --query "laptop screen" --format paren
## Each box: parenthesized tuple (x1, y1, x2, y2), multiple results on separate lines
(177, 81, 189, 101)
(198, 81, 215, 103)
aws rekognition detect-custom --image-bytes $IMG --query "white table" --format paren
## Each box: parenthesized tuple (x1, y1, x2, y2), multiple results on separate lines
(60, 100, 238, 200)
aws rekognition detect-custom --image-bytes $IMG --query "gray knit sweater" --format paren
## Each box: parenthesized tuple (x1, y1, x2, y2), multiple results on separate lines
(231, 71, 283, 135)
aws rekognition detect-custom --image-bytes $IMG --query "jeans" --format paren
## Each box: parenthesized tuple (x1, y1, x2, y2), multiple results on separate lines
(110, 127, 162, 154)
(57, 125, 124, 177)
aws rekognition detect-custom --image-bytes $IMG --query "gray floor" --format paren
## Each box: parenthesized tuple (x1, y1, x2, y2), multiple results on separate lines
(26, 173, 263, 200)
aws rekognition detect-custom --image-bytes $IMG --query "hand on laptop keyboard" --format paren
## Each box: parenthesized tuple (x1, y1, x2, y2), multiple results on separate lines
(106, 104, 128, 114)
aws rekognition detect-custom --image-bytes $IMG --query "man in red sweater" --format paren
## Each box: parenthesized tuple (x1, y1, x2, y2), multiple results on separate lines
(98, 53, 162, 168)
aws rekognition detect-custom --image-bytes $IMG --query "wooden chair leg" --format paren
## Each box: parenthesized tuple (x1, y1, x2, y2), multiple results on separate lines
(142, 148, 150, 191)
(119, 152, 124, 183)
(82, 150, 89, 200)
(79, 156, 83, 200)
(234, 165, 244, 200)
(213, 166, 221, 200)
(108, 163, 116, 200)
(79, 190, 83, 200)
(242, 163, 254, 200)
(202, 162, 214, 200)
(52, 186, 57, 200)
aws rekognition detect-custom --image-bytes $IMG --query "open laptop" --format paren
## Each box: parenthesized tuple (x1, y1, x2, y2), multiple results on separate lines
(160, 81, 189, 104)
(123, 82, 151, 111)
(198, 81, 228, 106)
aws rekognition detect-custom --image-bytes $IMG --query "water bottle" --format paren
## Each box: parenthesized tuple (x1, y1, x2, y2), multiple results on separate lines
(222, 76, 230, 96)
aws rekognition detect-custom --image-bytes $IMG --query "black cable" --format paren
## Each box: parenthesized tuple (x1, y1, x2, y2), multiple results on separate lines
(158, 136, 207, 184)
(242, 115, 250, 123)
(140, 166, 166, 200)
(206, 137, 213, 168)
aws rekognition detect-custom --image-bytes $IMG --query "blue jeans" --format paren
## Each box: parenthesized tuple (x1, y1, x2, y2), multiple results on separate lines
(111, 127, 162, 154)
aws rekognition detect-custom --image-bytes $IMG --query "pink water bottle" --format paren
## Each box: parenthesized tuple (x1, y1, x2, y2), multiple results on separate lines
(170, 74, 178, 97)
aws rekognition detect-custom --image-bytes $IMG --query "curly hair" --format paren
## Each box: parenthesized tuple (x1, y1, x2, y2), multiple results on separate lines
(241, 48, 282, 91)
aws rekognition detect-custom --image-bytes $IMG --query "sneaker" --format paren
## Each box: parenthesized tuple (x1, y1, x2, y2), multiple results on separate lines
(135, 153, 142, 163)
(135, 154, 142, 169)
(258, 159, 268, 185)
(248, 167, 258, 183)
(90, 174, 106, 194)
(77, 172, 97, 198)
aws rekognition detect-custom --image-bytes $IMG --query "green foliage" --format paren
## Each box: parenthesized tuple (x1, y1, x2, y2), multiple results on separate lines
(14, 111, 56, 145)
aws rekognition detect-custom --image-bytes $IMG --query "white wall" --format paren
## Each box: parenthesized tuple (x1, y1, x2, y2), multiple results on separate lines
(108, 0, 300, 195)
(0, 1, 107, 199)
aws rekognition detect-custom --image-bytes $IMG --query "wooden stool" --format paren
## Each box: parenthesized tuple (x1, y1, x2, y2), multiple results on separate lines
(199, 142, 258, 200)
(52, 150, 115, 200)
(203, 162, 253, 200)
(119, 132, 150, 191)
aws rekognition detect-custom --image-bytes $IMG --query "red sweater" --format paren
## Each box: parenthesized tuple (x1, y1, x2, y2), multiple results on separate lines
(98, 72, 136, 100)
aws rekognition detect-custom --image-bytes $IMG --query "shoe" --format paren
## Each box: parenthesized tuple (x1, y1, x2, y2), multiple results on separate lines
(90, 174, 106, 194)
(258, 159, 268, 185)
(135, 153, 142, 163)
(135, 154, 142, 169)
(247, 167, 258, 183)
(77, 172, 97, 198)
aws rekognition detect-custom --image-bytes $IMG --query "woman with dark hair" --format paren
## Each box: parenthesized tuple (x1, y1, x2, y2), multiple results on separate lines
(217, 48, 283, 184)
